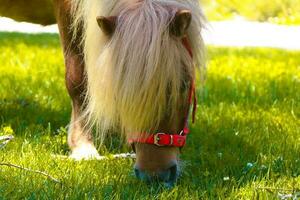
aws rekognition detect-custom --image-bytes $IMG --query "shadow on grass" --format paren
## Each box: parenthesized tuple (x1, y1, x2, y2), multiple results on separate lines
(0, 31, 68, 134)
(0, 97, 70, 135)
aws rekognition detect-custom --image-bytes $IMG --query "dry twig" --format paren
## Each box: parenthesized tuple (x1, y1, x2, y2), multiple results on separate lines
(0, 162, 61, 184)
(52, 153, 136, 160)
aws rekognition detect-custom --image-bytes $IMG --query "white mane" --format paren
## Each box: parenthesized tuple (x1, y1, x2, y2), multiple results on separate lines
(71, 0, 205, 142)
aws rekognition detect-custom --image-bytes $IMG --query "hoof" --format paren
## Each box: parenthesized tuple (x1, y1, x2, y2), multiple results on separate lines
(69, 144, 103, 161)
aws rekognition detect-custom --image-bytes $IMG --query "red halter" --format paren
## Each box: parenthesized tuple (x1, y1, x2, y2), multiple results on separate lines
(128, 36, 197, 148)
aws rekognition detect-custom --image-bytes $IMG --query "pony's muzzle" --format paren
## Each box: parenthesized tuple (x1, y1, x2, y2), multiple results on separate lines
(134, 163, 179, 187)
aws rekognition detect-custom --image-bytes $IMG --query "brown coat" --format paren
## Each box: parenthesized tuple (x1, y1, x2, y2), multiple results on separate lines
(0, 0, 55, 25)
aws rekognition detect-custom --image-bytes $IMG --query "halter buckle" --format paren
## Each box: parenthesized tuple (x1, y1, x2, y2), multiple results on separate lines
(154, 133, 173, 146)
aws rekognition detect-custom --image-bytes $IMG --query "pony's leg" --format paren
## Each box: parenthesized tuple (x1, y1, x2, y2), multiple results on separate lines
(68, 98, 100, 160)
(54, 0, 100, 160)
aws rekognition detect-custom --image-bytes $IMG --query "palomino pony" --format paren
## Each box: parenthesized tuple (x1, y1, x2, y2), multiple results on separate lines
(0, 0, 205, 185)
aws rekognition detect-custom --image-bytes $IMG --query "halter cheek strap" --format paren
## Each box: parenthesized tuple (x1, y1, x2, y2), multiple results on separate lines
(128, 36, 197, 148)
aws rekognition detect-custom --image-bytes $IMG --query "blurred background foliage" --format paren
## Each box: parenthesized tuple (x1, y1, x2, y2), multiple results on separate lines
(201, 0, 300, 25)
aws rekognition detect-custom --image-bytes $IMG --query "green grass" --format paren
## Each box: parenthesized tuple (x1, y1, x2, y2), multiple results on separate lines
(0, 32, 299, 199)
(202, 0, 300, 25)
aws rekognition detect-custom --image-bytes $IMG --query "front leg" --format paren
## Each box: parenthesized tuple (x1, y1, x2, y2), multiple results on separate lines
(54, 0, 100, 160)
(68, 96, 100, 160)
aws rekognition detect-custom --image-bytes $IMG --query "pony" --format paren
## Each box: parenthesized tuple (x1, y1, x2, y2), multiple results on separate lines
(0, 0, 205, 185)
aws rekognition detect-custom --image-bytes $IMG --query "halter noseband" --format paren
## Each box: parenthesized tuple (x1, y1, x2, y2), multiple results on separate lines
(128, 36, 197, 148)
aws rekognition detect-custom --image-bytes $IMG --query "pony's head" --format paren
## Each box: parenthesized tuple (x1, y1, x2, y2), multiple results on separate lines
(76, 0, 204, 185)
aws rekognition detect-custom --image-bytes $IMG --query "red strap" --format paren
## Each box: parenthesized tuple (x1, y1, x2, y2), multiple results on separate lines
(183, 36, 197, 123)
(182, 37, 193, 58)
(181, 36, 196, 136)
(128, 133, 186, 147)
(191, 81, 197, 123)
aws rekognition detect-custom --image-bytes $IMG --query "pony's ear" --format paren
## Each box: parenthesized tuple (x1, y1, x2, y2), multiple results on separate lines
(96, 16, 117, 36)
(170, 10, 192, 37)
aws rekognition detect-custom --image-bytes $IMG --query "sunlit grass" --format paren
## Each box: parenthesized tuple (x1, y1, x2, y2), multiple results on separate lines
(0, 32, 299, 199)
(202, 0, 300, 25)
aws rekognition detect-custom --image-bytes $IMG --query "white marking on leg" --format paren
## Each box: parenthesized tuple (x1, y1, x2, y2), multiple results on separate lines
(69, 143, 103, 161)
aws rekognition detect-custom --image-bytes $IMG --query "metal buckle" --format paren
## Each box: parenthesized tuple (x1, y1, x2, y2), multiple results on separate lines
(154, 133, 173, 146)
(154, 133, 165, 146)
(179, 130, 184, 136)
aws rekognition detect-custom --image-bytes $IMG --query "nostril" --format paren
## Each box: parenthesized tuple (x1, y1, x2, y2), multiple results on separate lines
(168, 164, 179, 183)
(134, 165, 150, 182)
(134, 166, 140, 179)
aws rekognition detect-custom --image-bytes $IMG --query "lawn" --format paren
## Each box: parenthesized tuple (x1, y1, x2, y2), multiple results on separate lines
(0, 32, 299, 199)
(202, 0, 300, 25)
